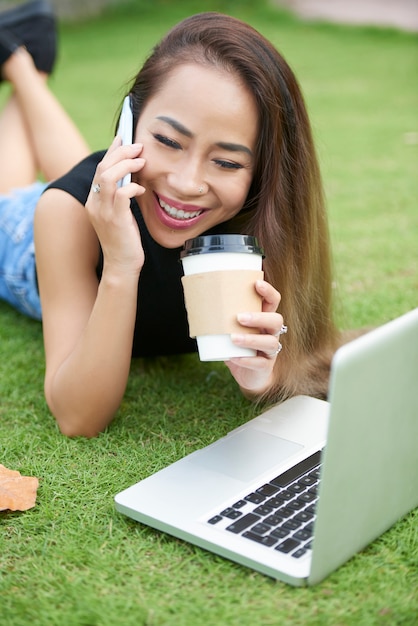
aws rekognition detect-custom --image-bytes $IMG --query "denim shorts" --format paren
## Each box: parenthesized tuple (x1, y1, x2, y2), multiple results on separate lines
(0, 182, 48, 320)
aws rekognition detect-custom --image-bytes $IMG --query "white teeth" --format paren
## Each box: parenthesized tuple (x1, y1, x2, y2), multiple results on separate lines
(159, 198, 202, 220)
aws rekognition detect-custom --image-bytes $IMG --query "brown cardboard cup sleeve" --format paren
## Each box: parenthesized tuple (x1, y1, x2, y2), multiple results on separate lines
(181, 269, 264, 337)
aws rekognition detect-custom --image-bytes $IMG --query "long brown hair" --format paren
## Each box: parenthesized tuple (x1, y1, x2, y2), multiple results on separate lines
(126, 12, 340, 401)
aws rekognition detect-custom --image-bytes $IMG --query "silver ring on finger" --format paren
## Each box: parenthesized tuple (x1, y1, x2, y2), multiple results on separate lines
(274, 324, 287, 337)
(267, 341, 282, 359)
(92, 183, 101, 194)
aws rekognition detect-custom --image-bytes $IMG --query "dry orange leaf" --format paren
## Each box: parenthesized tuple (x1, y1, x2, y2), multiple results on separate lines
(0, 464, 39, 512)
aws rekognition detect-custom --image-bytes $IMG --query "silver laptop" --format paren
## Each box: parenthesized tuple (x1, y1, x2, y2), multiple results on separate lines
(115, 308, 418, 586)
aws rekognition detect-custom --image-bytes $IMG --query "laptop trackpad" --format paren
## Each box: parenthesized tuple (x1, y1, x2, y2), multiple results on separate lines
(191, 428, 303, 482)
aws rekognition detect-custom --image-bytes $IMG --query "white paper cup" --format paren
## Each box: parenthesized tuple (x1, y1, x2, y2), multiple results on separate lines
(180, 235, 264, 361)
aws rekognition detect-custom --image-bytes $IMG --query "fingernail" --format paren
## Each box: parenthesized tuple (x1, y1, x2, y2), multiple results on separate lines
(237, 313, 252, 324)
(231, 333, 246, 344)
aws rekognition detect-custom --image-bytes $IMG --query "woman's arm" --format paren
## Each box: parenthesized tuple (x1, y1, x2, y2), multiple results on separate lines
(34, 141, 146, 437)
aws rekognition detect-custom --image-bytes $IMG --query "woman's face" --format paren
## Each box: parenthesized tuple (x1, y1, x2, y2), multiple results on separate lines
(133, 63, 258, 248)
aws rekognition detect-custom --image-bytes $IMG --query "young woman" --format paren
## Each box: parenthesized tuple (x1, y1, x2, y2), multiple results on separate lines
(1, 11, 339, 437)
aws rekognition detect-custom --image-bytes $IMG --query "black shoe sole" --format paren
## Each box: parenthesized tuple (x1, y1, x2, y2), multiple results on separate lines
(0, 1, 54, 29)
(0, 1, 57, 77)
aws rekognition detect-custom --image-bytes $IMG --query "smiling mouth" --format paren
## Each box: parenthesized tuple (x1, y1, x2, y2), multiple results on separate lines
(158, 198, 203, 221)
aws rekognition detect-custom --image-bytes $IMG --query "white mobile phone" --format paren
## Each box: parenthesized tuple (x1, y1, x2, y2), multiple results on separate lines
(117, 95, 133, 187)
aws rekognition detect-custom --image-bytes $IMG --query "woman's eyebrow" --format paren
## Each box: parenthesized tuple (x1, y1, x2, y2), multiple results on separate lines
(156, 115, 253, 157)
(156, 116, 192, 138)
(216, 141, 253, 157)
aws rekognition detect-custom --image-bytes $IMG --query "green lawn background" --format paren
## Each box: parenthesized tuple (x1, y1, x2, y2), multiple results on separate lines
(0, 1, 417, 625)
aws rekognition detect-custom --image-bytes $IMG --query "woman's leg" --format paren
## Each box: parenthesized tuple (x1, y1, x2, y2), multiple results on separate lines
(0, 87, 38, 192)
(1, 47, 90, 190)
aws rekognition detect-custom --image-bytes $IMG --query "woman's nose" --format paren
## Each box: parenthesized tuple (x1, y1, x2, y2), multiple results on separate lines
(167, 158, 206, 196)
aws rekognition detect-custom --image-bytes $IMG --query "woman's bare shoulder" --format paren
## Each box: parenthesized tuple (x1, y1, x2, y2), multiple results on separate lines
(35, 186, 99, 266)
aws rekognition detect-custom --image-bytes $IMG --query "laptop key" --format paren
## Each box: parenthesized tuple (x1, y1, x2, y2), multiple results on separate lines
(270, 527, 289, 539)
(242, 531, 277, 547)
(292, 548, 307, 559)
(282, 519, 301, 531)
(294, 511, 314, 523)
(264, 514, 285, 526)
(275, 538, 301, 553)
(275, 506, 294, 518)
(226, 513, 260, 534)
(220, 508, 242, 519)
(293, 529, 311, 541)
(299, 475, 316, 486)
(256, 483, 280, 497)
(288, 483, 305, 494)
(232, 500, 247, 509)
(265, 496, 288, 508)
(253, 505, 274, 516)
(309, 468, 321, 480)
(251, 522, 271, 535)
(298, 492, 317, 503)
(287, 499, 305, 511)
(278, 490, 294, 501)
(245, 492, 266, 505)
(270, 451, 322, 487)
(208, 515, 223, 525)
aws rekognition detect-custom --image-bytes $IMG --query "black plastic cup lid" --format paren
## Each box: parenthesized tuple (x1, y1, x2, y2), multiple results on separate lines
(180, 234, 264, 258)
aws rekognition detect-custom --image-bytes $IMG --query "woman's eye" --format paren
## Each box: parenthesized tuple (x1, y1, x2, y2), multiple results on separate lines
(153, 134, 181, 149)
(214, 159, 243, 170)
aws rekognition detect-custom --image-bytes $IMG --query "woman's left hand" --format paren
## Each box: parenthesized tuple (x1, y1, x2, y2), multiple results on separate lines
(225, 279, 285, 396)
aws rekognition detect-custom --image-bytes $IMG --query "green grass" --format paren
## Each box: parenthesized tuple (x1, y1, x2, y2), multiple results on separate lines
(1, 1, 417, 624)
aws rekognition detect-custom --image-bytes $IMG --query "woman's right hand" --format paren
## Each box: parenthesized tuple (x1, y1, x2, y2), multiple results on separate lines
(85, 137, 146, 275)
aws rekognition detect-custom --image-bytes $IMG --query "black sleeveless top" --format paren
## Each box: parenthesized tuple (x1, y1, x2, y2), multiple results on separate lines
(46, 151, 197, 357)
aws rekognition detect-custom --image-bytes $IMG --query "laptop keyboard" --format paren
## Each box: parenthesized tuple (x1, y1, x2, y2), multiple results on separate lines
(207, 450, 322, 559)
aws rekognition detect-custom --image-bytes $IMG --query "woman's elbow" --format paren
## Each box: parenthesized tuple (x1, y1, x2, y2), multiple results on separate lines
(46, 396, 109, 438)
(56, 417, 104, 438)
(44, 384, 114, 438)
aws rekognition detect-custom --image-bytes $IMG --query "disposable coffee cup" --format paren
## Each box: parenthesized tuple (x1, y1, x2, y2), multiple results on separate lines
(180, 234, 264, 361)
